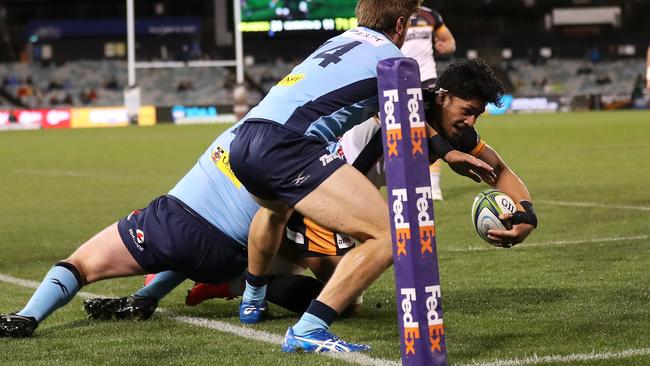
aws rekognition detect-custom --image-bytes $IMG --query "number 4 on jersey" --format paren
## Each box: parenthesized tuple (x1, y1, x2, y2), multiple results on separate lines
(313, 41, 362, 68)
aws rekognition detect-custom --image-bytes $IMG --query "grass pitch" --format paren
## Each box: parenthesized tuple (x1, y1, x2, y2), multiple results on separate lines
(0, 111, 649, 365)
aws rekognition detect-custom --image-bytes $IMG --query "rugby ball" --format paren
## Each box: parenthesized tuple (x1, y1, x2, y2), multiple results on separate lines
(471, 189, 516, 246)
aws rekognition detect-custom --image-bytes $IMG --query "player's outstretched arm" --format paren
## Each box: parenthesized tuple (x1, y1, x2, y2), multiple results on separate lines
(477, 144, 537, 246)
(426, 125, 496, 184)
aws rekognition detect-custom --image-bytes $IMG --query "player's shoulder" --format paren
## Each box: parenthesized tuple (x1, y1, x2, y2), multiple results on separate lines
(413, 6, 444, 28)
(337, 27, 402, 58)
(452, 127, 484, 155)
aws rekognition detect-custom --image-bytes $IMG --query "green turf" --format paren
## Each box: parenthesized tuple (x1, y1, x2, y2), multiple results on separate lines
(0, 111, 649, 365)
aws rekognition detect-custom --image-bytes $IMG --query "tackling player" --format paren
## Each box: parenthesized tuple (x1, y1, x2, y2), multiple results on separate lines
(0, 119, 367, 337)
(401, 5, 456, 200)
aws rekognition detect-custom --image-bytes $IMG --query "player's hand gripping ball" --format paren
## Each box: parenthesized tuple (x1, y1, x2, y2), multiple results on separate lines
(471, 189, 517, 247)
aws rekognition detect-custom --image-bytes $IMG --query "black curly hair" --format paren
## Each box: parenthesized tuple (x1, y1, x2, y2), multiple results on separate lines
(435, 58, 505, 107)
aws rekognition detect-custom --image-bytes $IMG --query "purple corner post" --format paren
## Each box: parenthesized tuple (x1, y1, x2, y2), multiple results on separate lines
(377, 57, 448, 366)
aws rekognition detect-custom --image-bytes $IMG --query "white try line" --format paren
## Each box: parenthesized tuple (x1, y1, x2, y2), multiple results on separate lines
(0, 273, 398, 366)
(444, 235, 650, 253)
(537, 199, 650, 212)
(460, 348, 650, 366)
(3, 272, 649, 366)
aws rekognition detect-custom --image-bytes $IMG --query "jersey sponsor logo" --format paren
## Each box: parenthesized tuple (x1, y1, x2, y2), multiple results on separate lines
(342, 28, 390, 47)
(210, 146, 242, 189)
(425, 285, 445, 353)
(415, 186, 435, 254)
(277, 73, 305, 86)
(401, 287, 421, 355)
(391, 188, 410, 256)
(383, 89, 402, 157)
(405, 28, 432, 41)
(406, 88, 426, 157)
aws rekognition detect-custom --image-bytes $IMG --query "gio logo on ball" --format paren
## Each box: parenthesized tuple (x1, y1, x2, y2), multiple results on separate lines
(471, 189, 516, 245)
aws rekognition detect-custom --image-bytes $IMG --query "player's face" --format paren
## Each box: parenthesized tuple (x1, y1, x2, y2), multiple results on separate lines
(437, 95, 485, 142)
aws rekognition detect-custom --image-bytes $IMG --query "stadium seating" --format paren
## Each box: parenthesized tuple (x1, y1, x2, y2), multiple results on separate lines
(0, 58, 645, 109)
(505, 58, 645, 96)
(0, 60, 263, 108)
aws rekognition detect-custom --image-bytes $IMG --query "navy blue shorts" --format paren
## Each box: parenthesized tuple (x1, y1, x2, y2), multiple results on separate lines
(117, 195, 247, 284)
(229, 120, 346, 207)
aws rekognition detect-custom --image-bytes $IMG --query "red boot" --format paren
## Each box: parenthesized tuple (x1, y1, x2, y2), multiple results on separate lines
(143, 274, 156, 286)
(185, 282, 237, 306)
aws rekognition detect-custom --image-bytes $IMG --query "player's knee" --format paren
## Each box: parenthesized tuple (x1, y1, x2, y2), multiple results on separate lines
(355, 221, 392, 243)
(54, 261, 87, 287)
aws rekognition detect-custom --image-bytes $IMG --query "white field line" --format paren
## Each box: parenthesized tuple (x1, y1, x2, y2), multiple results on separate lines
(536, 199, 650, 212)
(460, 348, 650, 366)
(0, 273, 398, 366)
(3, 273, 650, 366)
(444, 235, 650, 253)
(11, 169, 120, 179)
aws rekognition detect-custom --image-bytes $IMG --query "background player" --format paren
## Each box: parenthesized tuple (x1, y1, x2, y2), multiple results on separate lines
(646, 44, 650, 90)
(401, 5, 456, 200)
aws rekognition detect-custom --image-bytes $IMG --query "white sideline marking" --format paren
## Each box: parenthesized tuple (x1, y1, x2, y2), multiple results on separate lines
(445, 235, 650, 253)
(4, 272, 650, 366)
(0, 273, 398, 366)
(460, 348, 650, 366)
(537, 199, 650, 212)
(12, 169, 119, 179)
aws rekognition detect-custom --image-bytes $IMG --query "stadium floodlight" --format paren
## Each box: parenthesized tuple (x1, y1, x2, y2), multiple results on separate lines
(617, 44, 636, 56)
(539, 47, 552, 58)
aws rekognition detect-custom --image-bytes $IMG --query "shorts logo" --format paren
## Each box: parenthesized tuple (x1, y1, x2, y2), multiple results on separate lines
(391, 189, 410, 256)
(319, 152, 342, 167)
(136, 229, 145, 244)
(277, 73, 305, 86)
(383, 89, 402, 157)
(292, 171, 310, 186)
(401, 287, 420, 355)
(425, 285, 445, 353)
(415, 186, 435, 254)
(335, 233, 355, 249)
(128, 229, 145, 252)
(406, 88, 426, 157)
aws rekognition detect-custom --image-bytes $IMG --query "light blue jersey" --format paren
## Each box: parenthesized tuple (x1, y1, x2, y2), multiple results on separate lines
(168, 123, 258, 248)
(168, 123, 346, 248)
(243, 27, 403, 143)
